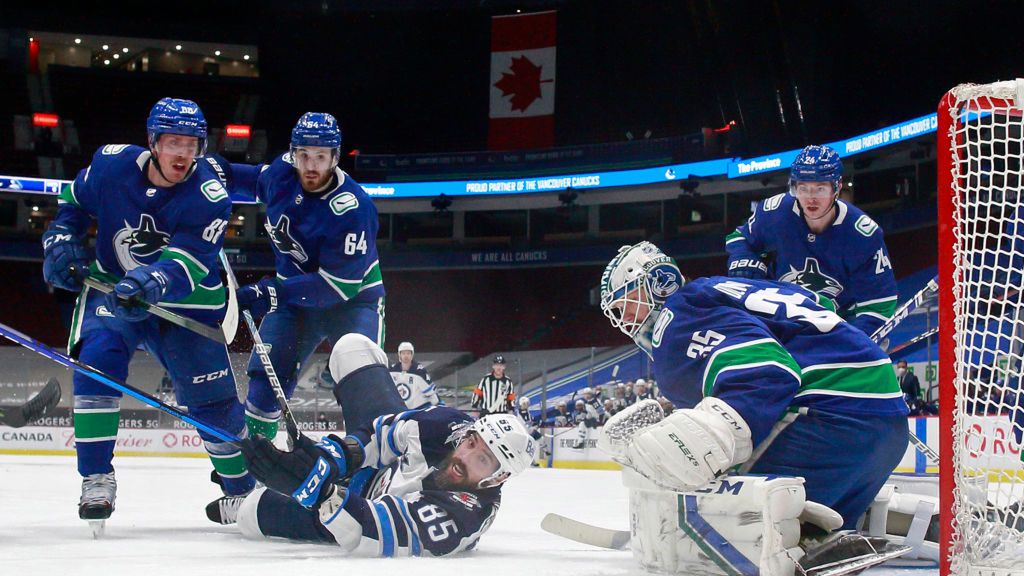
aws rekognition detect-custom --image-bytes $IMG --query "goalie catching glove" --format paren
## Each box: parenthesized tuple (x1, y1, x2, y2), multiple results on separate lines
(599, 397, 753, 491)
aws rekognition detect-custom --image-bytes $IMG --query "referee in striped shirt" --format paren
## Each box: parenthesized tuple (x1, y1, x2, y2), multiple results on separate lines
(472, 355, 515, 417)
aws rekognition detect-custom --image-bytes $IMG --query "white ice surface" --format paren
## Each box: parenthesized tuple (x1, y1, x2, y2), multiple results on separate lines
(0, 455, 934, 576)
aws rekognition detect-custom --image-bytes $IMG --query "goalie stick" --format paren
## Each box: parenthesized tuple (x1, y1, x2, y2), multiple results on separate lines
(218, 251, 300, 441)
(870, 276, 939, 345)
(0, 321, 240, 444)
(0, 377, 61, 428)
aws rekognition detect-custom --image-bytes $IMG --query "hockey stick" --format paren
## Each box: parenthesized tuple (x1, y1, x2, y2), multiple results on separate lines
(0, 322, 239, 444)
(218, 252, 300, 441)
(0, 377, 61, 428)
(74, 270, 227, 344)
(870, 276, 939, 345)
(886, 326, 938, 357)
(540, 513, 630, 550)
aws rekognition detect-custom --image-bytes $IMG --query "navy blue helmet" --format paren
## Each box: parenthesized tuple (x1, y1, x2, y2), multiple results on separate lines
(789, 145, 843, 193)
(291, 112, 342, 149)
(147, 97, 207, 154)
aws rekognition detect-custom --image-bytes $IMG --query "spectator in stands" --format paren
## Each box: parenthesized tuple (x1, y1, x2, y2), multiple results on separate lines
(602, 398, 617, 423)
(623, 381, 637, 405)
(573, 399, 600, 428)
(895, 360, 923, 415)
(635, 379, 656, 403)
(553, 400, 572, 427)
(577, 386, 604, 418)
(612, 384, 628, 411)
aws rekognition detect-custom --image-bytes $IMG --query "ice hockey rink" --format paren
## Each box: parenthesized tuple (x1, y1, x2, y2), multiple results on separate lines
(0, 454, 929, 576)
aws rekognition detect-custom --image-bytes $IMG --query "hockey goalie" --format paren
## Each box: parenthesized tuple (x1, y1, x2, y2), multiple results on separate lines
(596, 241, 917, 575)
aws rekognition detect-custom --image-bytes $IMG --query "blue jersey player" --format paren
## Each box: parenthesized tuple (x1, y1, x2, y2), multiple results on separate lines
(41, 98, 254, 529)
(227, 112, 384, 441)
(205, 334, 535, 557)
(725, 145, 897, 336)
(599, 241, 908, 530)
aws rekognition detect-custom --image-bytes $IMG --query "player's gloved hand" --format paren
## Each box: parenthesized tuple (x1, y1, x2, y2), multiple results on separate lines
(727, 258, 768, 279)
(240, 433, 363, 508)
(42, 224, 90, 292)
(236, 277, 281, 320)
(106, 266, 169, 322)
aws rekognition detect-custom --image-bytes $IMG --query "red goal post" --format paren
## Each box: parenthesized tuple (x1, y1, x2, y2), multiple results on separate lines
(939, 79, 1024, 576)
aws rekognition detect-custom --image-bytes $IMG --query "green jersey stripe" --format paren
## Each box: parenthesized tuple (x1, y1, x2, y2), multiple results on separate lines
(798, 362, 901, 397)
(703, 338, 801, 397)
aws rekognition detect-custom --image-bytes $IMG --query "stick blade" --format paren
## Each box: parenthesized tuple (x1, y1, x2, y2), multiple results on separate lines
(541, 513, 630, 550)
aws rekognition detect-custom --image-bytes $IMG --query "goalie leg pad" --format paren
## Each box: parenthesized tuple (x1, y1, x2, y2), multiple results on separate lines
(627, 472, 808, 576)
(862, 476, 940, 562)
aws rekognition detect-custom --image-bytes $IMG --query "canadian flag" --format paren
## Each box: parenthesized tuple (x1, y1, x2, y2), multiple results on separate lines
(488, 11, 557, 150)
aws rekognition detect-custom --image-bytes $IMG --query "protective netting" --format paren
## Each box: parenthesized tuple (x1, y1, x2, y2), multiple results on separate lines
(947, 79, 1024, 576)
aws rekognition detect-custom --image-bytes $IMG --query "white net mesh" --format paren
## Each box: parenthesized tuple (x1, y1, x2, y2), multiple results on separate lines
(947, 79, 1024, 576)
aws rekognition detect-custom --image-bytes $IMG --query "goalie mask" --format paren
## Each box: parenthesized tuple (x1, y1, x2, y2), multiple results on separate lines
(600, 242, 684, 354)
(469, 414, 535, 488)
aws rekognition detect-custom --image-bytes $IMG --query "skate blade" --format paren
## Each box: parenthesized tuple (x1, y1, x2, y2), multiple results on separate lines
(88, 520, 105, 539)
(806, 543, 912, 576)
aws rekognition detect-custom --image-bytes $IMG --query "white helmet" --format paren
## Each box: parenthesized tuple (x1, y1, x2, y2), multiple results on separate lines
(471, 414, 536, 487)
(398, 341, 414, 353)
(600, 242, 683, 352)
(581, 386, 594, 396)
(519, 396, 531, 408)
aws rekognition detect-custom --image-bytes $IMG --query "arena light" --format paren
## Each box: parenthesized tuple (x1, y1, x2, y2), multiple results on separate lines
(32, 113, 60, 128)
(225, 124, 251, 138)
(74, 38, 81, 44)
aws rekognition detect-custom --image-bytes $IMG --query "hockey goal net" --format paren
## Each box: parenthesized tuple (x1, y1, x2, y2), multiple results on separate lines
(940, 79, 1024, 576)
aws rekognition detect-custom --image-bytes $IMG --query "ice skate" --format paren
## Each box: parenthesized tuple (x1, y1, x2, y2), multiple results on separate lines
(205, 494, 247, 525)
(79, 472, 116, 538)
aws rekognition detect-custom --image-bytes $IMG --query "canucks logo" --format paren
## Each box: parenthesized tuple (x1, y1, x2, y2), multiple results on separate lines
(112, 214, 170, 271)
(779, 258, 844, 298)
(648, 263, 682, 304)
(265, 215, 309, 264)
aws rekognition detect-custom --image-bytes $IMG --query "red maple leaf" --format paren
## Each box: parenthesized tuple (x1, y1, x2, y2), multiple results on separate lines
(494, 55, 552, 113)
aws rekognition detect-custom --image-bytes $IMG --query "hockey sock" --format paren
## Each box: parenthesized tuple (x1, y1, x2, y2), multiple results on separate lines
(245, 402, 280, 440)
(73, 395, 120, 476)
(194, 398, 256, 496)
(206, 441, 255, 496)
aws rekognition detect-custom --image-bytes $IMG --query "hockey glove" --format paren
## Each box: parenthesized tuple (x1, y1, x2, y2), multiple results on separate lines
(236, 277, 280, 320)
(240, 433, 362, 508)
(727, 257, 768, 279)
(107, 266, 169, 322)
(42, 224, 90, 292)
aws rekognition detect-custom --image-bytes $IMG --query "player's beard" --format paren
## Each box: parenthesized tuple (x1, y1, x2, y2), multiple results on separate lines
(430, 453, 475, 491)
(300, 170, 333, 193)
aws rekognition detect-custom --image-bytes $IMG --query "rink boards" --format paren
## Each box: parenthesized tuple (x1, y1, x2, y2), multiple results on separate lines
(3, 414, 1019, 477)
